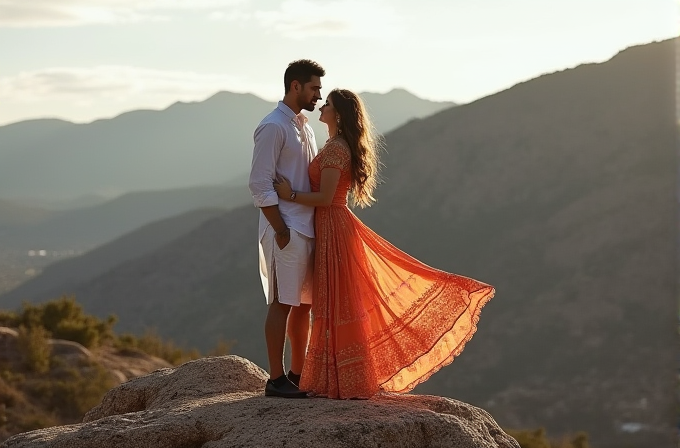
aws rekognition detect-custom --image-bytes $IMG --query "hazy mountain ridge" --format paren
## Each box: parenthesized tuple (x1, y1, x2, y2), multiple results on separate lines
(0, 183, 251, 250)
(0, 118, 75, 158)
(0, 91, 271, 200)
(0, 199, 53, 227)
(0, 207, 229, 302)
(356, 39, 676, 446)
(307, 88, 456, 141)
(0, 89, 454, 202)
(1, 39, 676, 447)
(0, 89, 450, 296)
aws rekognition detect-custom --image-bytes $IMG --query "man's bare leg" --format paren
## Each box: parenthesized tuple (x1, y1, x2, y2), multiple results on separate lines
(265, 297, 291, 379)
(264, 299, 307, 398)
(287, 303, 311, 375)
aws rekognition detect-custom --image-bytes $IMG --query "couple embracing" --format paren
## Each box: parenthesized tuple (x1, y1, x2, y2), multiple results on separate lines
(248, 59, 495, 400)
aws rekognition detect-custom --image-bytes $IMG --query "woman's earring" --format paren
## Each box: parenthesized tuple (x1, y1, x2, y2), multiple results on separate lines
(336, 117, 342, 134)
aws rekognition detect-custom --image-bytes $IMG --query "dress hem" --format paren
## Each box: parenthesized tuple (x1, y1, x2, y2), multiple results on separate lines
(381, 285, 496, 394)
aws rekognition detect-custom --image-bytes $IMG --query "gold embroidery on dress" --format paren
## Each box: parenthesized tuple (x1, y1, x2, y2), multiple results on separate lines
(319, 141, 351, 171)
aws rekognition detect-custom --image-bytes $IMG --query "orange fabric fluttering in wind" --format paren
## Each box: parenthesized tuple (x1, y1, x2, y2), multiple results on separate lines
(299, 138, 495, 399)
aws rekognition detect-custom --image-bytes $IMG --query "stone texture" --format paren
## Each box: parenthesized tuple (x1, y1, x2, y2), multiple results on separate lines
(48, 340, 93, 360)
(1, 355, 519, 448)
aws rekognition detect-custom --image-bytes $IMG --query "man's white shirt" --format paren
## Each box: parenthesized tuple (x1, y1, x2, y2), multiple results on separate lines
(249, 101, 318, 241)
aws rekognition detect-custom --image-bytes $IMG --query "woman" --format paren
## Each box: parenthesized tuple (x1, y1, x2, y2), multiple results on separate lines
(273, 89, 494, 399)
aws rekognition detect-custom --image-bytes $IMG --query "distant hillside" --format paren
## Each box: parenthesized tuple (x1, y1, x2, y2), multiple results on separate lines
(360, 88, 455, 132)
(0, 199, 52, 227)
(0, 183, 251, 250)
(0, 92, 269, 201)
(306, 88, 455, 142)
(1, 39, 675, 448)
(359, 38, 676, 448)
(0, 207, 227, 302)
(0, 90, 454, 202)
(11, 193, 129, 211)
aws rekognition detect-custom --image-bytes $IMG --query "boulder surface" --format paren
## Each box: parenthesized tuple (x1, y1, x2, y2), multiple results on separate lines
(2, 356, 520, 448)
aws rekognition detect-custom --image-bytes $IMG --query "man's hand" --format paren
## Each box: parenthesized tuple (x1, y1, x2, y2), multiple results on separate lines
(274, 228, 290, 250)
(261, 205, 289, 249)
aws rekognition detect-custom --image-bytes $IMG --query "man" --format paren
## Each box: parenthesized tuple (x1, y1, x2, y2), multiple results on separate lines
(248, 59, 325, 398)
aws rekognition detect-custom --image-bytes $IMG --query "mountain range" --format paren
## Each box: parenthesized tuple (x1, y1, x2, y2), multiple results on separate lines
(0, 88, 454, 203)
(0, 88, 453, 254)
(0, 182, 250, 250)
(0, 39, 676, 448)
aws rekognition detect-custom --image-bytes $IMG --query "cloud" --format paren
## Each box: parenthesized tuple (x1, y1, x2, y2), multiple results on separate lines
(251, 0, 403, 40)
(207, 9, 251, 22)
(0, 66, 254, 105)
(0, 0, 401, 36)
(0, 64, 282, 124)
(0, 0, 248, 27)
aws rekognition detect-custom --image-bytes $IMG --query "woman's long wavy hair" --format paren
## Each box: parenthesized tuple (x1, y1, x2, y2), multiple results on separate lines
(330, 89, 383, 208)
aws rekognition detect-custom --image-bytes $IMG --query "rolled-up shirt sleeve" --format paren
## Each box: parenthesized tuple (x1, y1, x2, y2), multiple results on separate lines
(249, 122, 282, 208)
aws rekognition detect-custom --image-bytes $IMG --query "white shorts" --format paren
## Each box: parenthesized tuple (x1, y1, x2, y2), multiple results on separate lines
(258, 226, 314, 306)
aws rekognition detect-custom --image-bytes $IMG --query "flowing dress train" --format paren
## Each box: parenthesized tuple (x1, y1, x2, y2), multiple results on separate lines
(299, 137, 495, 399)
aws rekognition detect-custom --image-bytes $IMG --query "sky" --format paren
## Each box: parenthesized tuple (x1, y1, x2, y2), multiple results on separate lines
(0, 0, 677, 126)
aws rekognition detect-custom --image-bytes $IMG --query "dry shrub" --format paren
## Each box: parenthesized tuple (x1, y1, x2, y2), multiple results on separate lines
(506, 428, 590, 448)
(24, 359, 115, 420)
(116, 329, 200, 365)
(16, 325, 51, 374)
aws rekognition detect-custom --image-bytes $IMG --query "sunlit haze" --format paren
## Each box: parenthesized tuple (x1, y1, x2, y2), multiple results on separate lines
(0, 0, 676, 125)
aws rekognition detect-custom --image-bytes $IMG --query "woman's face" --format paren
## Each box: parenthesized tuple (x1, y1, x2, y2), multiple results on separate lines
(319, 95, 336, 125)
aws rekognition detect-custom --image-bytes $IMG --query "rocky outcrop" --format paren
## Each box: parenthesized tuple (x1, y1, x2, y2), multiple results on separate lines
(2, 356, 519, 448)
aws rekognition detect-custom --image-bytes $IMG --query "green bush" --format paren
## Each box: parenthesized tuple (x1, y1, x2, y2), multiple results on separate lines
(206, 338, 234, 357)
(0, 310, 18, 328)
(13, 297, 117, 349)
(6, 296, 233, 367)
(0, 407, 58, 442)
(16, 326, 51, 374)
(1, 296, 236, 444)
(508, 428, 550, 448)
(115, 330, 234, 366)
(25, 361, 114, 420)
(115, 329, 201, 366)
(567, 433, 589, 448)
(0, 365, 26, 386)
(506, 428, 590, 448)
(54, 319, 101, 348)
(0, 377, 21, 408)
(0, 372, 58, 442)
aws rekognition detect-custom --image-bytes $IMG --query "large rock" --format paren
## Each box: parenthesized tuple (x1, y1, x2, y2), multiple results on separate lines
(48, 340, 93, 361)
(1, 356, 519, 448)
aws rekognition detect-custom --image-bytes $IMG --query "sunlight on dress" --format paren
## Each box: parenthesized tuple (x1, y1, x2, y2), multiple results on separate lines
(299, 138, 495, 399)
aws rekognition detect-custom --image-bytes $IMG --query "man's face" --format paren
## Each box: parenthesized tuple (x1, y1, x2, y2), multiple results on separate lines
(296, 75, 322, 112)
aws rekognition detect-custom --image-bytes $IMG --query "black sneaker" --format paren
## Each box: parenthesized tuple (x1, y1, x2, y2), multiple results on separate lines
(265, 375, 307, 398)
(287, 370, 301, 388)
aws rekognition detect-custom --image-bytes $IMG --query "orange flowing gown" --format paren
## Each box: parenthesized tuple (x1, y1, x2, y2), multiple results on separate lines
(299, 138, 495, 399)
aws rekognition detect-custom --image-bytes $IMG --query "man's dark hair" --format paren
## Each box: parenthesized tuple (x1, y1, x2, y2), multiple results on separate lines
(284, 59, 325, 93)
